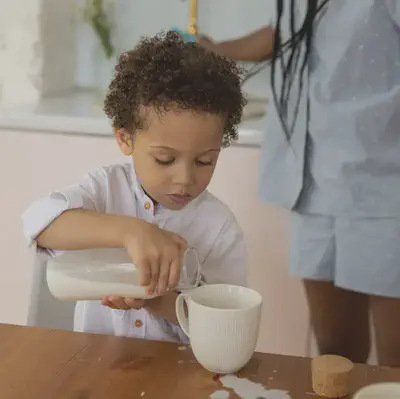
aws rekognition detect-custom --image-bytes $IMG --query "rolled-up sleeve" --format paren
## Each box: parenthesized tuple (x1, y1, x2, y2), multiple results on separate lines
(201, 215, 247, 287)
(21, 169, 107, 246)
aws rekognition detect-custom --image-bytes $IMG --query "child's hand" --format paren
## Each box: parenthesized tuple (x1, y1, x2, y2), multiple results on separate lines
(122, 221, 187, 296)
(102, 296, 145, 310)
(102, 292, 180, 324)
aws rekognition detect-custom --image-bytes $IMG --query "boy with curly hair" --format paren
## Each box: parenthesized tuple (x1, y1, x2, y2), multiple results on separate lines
(22, 31, 247, 343)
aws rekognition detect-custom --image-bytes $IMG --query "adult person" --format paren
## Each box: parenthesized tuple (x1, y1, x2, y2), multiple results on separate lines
(198, 0, 400, 367)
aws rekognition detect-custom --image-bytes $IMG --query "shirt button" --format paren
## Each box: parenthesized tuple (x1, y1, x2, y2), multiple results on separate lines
(134, 319, 143, 328)
(144, 202, 151, 210)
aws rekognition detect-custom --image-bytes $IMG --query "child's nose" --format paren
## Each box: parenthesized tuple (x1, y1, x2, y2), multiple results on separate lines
(173, 166, 195, 186)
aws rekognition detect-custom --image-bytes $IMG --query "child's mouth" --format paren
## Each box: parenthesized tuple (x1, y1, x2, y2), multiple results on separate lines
(168, 193, 192, 205)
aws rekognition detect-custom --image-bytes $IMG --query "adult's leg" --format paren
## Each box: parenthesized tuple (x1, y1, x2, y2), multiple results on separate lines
(335, 217, 400, 366)
(303, 280, 370, 363)
(290, 213, 370, 363)
(370, 295, 400, 367)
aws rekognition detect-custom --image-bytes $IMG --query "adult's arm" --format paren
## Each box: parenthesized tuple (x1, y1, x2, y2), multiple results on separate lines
(198, 25, 275, 62)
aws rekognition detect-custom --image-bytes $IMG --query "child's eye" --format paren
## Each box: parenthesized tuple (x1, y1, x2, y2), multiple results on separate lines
(196, 160, 213, 166)
(154, 158, 175, 166)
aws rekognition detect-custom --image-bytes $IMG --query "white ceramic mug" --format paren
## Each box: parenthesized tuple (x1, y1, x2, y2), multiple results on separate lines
(354, 383, 400, 399)
(175, 284, 262, 374)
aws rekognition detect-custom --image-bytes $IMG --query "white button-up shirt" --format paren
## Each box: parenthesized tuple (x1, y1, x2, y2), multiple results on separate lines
(22, 162, 246, 343)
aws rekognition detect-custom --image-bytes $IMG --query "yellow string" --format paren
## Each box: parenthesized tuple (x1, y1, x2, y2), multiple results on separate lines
(188, 0, 198, 35)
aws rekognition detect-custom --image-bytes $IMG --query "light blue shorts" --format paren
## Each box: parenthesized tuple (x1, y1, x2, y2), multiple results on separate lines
(289, 212, 400, 298)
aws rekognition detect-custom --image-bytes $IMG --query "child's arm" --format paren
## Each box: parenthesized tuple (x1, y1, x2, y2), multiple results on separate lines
(36, 209, 143, 250)
(23, 169, 147, 251)
(197, 26, 275, 62)
(38, 209, 185, 295)
(101, 291, 180, 324)
(22, 168, 186, 295)
(22, 168, 109, 249)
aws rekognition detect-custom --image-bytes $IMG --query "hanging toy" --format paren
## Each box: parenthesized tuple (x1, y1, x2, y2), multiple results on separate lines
(172, 0, 198, 43)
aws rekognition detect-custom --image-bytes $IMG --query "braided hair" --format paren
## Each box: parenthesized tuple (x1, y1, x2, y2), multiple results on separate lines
(271, 0, 329, 141)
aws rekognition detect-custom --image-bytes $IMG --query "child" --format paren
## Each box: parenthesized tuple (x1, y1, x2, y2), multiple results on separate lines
(22, 31, 247, 343)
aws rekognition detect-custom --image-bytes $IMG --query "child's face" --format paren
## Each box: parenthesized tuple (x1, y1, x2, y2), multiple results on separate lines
(116, 108, 224, 210)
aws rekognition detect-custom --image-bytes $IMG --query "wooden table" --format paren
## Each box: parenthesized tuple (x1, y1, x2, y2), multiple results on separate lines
(0, 324, 398, 398)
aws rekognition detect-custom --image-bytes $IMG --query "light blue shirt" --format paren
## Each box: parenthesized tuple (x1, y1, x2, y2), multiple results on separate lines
(260, 0, 400, 217)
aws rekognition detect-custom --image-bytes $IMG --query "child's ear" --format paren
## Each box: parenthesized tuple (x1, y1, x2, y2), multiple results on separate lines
(114, 129, 134, 155)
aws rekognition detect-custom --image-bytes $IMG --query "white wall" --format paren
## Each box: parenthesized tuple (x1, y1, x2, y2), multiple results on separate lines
(0, 129, 311, 357)
(0, 0, 77, 106)
(41, 0, 77, 96)
(0, 0, 43, 107)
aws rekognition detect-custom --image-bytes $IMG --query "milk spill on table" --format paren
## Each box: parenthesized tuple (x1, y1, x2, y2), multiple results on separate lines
(210, 390, 230, 399)
(215, 375, 291, 399)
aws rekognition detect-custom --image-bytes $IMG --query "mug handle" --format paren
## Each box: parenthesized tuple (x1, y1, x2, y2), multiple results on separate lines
(175, 293, 190, 337)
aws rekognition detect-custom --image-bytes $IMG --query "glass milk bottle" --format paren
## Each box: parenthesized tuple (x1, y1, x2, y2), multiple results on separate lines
(46, 247, 202, 300)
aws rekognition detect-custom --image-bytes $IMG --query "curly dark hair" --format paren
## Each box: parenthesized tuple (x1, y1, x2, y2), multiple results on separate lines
(104, 31, 246, 147)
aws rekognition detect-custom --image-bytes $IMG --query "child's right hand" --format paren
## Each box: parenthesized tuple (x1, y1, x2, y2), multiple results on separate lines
(122, 221, 187, 296)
